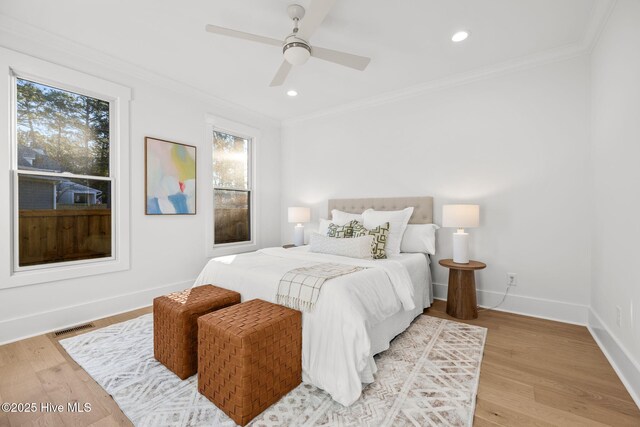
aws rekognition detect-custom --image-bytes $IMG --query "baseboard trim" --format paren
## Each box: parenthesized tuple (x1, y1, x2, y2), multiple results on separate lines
(432, 282, 589, 325)
(587, 309, 640, 409)
(0, 279, 193, 345)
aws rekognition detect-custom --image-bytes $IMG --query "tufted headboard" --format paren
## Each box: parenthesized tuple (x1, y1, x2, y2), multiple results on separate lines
(327, 197, 434, 224)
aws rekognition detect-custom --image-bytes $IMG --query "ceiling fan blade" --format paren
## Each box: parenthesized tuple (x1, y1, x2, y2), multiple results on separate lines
(269, 61, 292, 87)
(298, 0, 337, 41)
(205, 24, 282, 47)
(311, 46, 371, 71)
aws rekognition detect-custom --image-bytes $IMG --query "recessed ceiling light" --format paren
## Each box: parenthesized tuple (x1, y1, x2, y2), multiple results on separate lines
(451, 31, 469, 42)
(287, 90, 298, 97)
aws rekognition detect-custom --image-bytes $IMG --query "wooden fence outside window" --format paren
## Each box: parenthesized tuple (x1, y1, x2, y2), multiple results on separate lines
(18, 209, 111, 267)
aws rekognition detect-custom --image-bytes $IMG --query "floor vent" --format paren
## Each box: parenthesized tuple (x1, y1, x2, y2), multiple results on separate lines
(54, 322, 95, 337)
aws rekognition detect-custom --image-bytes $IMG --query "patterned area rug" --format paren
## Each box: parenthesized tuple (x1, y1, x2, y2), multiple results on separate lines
(60, 313, 486, 427)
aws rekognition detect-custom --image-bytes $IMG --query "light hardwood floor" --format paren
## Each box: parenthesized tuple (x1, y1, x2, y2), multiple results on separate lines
(0, 301, 638, 426)
(426, 301, 640, 426)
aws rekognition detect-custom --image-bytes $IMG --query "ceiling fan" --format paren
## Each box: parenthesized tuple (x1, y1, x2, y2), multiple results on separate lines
(205, 0, 371, 87)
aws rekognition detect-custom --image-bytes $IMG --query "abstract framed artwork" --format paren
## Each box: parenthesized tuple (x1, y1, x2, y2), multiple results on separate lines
(145, 137, 196, 215)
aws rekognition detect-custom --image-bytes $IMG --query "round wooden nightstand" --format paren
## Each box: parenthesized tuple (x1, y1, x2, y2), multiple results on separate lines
(438, 259, 486, 320)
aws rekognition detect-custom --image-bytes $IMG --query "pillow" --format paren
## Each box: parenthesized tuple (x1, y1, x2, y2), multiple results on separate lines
(400, 224, 440, 255)
(327, 220, 358, 238)
(331, 209, 363, 225)
(362, 207, 414, 256)
(353, 221, 390, 259)
(318, 218, 331, 235)
(308, 233, 374, 259)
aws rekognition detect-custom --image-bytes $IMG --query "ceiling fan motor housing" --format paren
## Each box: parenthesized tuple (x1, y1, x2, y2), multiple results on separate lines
(283, 36, 311, 65)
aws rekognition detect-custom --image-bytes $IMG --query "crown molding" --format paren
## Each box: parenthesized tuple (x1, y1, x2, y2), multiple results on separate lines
(583, 0, 617, 53)
(282, 0, 617, 127)
(0, 14, 281, 128)
(282, 43, 586, 126)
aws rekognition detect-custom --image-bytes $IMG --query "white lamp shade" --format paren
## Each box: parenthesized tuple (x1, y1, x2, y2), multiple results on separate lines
(288, 207, 310, 223)
(442, 205, 480, 228)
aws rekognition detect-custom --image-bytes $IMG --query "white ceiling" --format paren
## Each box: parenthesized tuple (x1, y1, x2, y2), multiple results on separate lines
(1, 0, 603, 120)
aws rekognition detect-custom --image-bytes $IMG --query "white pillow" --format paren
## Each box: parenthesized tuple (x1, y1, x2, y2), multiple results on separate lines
(362, 207, 414, 256)
(331, 209, 363, 225)
(400, 224, 439, 255)
(318, 218, 332, 235)
(309, 233, 374, 259)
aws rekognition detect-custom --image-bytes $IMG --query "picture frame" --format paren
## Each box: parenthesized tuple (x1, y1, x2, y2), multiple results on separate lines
(145, 137, 197, 215)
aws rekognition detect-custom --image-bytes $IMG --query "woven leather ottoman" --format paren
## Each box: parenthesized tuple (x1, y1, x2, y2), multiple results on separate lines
(198, 299, 302, 426)
(154, 285, 240, 380)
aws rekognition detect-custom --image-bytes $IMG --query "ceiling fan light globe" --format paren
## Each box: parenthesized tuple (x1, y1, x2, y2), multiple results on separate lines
(283, 43, 311, 65)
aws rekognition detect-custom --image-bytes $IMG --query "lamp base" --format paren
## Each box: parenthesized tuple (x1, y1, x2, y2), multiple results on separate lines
(293, 224, 305, 246)
(452, 231, 469, 264)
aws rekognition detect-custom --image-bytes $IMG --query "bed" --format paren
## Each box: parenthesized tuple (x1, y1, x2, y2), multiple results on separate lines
(193, 197, 434, 406)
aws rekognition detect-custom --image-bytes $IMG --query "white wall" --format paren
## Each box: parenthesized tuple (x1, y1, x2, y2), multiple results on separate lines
(0, 37, 281, 343)
(282, 56, 592, 323)
(589, 0, 640, 403)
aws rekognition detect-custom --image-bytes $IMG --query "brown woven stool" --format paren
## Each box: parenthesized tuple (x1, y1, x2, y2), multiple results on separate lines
(198, 299, 302, 426)
(153, 285, 240, 380)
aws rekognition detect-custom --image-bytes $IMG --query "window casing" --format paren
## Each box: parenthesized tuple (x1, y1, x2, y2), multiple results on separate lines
(1, 48, 131, 288)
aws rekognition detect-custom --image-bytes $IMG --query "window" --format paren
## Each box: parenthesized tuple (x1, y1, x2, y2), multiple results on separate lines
(15, 78, 113, 267)
(74, 193, 91, 204)
(1, 48, 131, 288)
(212, 130, 252, 245)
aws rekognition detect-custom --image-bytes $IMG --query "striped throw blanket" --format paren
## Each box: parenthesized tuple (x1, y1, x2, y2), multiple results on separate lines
(276, 263, 366, 312)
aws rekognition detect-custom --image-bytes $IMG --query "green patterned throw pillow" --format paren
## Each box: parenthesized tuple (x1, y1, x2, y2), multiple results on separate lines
(353, 221, 390, 259)
(327, 220, 358, 238)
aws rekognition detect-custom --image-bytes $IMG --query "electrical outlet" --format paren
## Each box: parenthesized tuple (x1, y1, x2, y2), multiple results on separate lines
(616, 306, 622, 327)
(507, 273, 517, 287)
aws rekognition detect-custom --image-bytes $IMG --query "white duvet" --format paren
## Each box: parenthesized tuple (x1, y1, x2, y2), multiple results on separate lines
(193, 246, 416, 406)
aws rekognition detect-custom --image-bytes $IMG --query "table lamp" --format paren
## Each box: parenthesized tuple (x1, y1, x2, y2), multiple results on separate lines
(442, 204, 480, 264)
(288, 207, 310, 246)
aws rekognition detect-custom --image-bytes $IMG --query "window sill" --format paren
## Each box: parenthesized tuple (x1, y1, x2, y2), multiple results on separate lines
(207, 241, 258, 258)
(3, 257, 130, 289)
